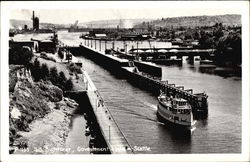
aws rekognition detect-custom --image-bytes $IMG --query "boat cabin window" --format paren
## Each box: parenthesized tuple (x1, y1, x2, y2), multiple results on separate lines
(177, 101, 186, 106)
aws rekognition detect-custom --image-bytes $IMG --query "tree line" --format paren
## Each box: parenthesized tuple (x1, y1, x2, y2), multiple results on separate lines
(9, 46, 73, 91)
(29, 58, 73, 91)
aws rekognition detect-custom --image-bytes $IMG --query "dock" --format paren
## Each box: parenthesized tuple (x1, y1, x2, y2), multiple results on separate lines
(66, 45, 208, 114)
(121, 47, 215, 65)
(65, 45, 162, 77)
(122, 68, 208, 113)
(83, 70, 134, 154)
(133, 60, 162, 77)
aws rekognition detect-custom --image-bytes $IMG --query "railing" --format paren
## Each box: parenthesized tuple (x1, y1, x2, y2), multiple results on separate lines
(94, 89, 134, 153)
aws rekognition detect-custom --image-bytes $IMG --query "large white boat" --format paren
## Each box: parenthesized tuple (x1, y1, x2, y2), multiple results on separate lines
(157, 93, 197, 132)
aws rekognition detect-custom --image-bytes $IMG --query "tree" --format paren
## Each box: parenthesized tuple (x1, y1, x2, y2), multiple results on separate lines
(58, 48, 64, 61)
(58, 71, 67, 90)
(58, 71, 67, 83)
(49, 67, 59, 85)
(213, 28, 224, 41)
(21, 47, 34, 66)
(230, 33, 241, 65)
(199, 31, 214, 49)
(64, 78, 73, 91)
(9, 46, 34, 66)
(193, 31, 201, 40)
(41, 63, 50, 80)
(215, 33, 242, 66)
(31, 58, 41, 82)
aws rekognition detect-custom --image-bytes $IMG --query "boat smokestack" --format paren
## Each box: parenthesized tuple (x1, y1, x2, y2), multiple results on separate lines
(32, 11, 35, 30)
(32, 11, 34, 21)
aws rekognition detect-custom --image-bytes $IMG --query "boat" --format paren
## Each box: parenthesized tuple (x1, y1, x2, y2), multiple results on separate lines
(199, 59, 216, 68)
(157, 92, 197, 132)
(200, 59, 214, 65)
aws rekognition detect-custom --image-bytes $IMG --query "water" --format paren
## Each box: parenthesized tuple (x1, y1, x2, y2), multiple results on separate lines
(15, 31, 242, 153)
(76, 55, 241, 154)
(65, 115, 90, 154)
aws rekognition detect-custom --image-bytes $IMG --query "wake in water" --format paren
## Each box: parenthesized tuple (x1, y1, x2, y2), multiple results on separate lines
(108, 106, 165, 126)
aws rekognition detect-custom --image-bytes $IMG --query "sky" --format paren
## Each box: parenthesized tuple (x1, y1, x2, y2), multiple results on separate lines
(7, 1, 246, 24)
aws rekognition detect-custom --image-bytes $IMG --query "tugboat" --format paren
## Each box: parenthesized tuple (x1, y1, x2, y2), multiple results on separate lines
(157, 92, 197, 132)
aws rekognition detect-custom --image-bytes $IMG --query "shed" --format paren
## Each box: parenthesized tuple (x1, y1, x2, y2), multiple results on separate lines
(39, 40, 56, 53)
(9, 40, 39, 52)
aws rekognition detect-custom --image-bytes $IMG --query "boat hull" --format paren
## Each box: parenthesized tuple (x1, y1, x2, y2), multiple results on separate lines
(157, 111, 196, 134)
(157, 104, 196, 132)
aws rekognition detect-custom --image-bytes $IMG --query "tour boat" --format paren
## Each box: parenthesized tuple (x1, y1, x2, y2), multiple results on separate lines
(157, 93, 197, 132)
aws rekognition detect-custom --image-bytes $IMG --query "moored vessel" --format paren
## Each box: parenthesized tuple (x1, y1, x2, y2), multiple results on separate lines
(157, 92, 197, 132)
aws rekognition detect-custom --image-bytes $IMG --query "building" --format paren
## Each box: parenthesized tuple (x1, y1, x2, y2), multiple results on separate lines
(32, 11, 39, 31)
(38, 40, 56, 53)
(24, 25, 28, 30)
(9, 40, 39, 52)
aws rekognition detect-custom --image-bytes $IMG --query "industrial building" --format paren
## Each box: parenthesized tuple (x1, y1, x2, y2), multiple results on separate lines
(32, 11, 39, 31)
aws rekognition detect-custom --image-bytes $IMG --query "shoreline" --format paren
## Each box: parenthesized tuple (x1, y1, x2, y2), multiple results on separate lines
(9, 53, 91, 154)
(14, 98, 78, 154)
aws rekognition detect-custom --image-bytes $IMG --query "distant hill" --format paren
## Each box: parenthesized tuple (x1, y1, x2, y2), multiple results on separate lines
(10, 19, 32, 29)
(10, 14, 241, 30)
(10, 18, 152, 29)
(9, 19, 69, 29)
(133, 14, 241, 28)
(79, 18, 154, 28)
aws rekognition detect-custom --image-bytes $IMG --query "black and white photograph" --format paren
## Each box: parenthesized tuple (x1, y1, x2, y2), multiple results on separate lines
(1, 1, 249, 161)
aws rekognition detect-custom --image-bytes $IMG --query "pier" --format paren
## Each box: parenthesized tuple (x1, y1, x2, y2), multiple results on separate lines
(66, 45, 208, 114)
(65, 45, 162, 77)
(65, 70, 134, 154)
(122, 68, 208, 113)
(82, 70, 134, 154)
(129, 47, 215, 63)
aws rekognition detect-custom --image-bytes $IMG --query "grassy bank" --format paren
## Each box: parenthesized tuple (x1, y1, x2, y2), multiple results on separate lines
(9, 64, 80, 154)
(9, 48, 90, 154)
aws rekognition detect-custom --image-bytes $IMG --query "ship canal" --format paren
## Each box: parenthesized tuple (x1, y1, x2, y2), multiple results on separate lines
(15, 31, 241, 154)
(58, 31, 241, 153)
(76, 54, 241, 154)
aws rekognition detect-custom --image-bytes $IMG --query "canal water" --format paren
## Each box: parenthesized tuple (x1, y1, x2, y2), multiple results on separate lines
(58, 31, 241, 154)
(13, 31, 242, 153)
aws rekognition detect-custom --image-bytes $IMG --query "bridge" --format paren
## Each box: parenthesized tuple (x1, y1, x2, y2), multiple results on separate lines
(129, 47, 215, 62)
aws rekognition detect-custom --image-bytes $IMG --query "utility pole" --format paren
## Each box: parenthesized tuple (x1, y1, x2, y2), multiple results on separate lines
(99, 40, 101, 51)
(105, 40, 107, 51)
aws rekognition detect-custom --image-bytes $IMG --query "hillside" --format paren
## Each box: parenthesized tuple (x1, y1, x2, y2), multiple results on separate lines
(80, 18, 154, 28)
(9, 65, 79, 154)
(10, 18, 153, 29)
(133, 14, 241, 28)
(10, 19, 69, 29)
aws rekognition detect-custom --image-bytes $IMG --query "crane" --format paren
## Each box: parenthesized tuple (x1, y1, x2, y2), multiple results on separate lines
(71, 20, 79, 28)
